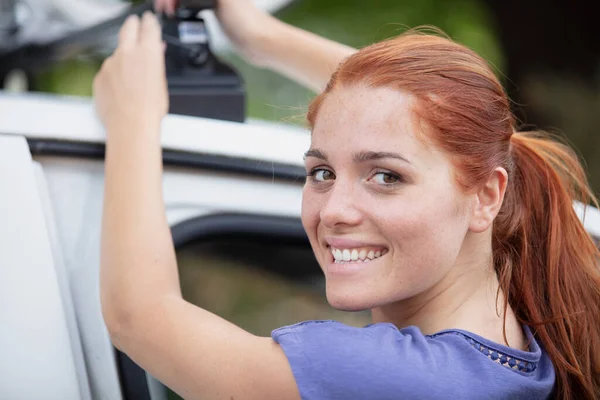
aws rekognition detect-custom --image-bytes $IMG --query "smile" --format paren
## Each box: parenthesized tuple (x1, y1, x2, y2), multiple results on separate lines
(330, 247, 388, 263)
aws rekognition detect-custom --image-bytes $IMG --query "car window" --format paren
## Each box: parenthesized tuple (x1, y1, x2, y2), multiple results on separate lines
(176, 237, 370, 337)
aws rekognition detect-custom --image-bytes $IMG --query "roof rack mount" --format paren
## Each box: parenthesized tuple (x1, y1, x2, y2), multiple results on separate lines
(0, 0, 245, 123)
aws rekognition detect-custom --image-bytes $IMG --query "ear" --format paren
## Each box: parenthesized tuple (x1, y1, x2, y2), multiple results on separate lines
(469, 167, 508, 233)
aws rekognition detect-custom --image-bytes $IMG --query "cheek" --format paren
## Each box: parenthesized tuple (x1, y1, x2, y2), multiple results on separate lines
(377, 197, 468, 295)
(382, 187, 468, 254)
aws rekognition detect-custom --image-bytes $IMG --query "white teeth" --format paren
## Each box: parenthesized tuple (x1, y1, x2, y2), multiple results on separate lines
(330, 247, 387, 263)
(358, 250, 367, 260)
(342, 249, 351, 261)
(334, 249, 342, 261)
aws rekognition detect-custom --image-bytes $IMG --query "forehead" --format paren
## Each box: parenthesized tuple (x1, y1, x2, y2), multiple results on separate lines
(311, 85, 431, 162)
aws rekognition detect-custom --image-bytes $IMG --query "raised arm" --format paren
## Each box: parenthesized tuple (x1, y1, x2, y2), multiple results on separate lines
(156, 0, 357, 92)
(95, 13, 300, 400)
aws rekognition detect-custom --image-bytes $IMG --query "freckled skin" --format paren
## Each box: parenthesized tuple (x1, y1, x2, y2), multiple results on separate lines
(302, 85, 475, 317)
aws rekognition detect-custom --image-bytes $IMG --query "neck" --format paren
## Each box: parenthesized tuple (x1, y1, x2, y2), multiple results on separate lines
(370, 233, 526, 349)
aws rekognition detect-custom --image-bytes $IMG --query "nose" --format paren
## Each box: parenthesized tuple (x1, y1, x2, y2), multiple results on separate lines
(320, 179, 363, 229)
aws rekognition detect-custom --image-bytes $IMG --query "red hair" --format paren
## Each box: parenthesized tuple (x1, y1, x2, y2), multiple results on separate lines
(308, 30, 600, 399)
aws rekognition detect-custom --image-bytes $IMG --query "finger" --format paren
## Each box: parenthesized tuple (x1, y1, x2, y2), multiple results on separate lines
(118, 15, 140, 50)
(140, 11, 162, 47)
(97, 56, 113, 77)
(93, 56, 111, 93)
(92, 73, 101, 96)
(154, 0, 164, 13)
(167, 0, 177, 15)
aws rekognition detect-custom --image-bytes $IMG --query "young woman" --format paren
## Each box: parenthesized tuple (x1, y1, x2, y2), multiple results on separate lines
(94, 2, 600, 399)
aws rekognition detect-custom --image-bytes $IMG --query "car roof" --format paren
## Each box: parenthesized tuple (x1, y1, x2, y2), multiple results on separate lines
(574, 201, 600, 239)
(2, 92, 599, 239)
(0, 92, 310, 167)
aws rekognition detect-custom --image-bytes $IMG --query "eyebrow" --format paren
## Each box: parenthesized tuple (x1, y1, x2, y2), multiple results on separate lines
(304, 148, 328, 160)
(353, 151, 412, 165)
(304, 148, 412, 165)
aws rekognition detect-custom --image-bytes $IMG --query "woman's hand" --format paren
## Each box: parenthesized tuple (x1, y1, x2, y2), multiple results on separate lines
(93, 12, 168, 136)
(154, 0, 274, 66)
(154, 0, 177, 15)
(213, 0, 275, 65)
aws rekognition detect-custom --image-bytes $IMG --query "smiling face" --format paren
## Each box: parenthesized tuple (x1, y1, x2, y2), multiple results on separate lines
(302, 85, 475, 312)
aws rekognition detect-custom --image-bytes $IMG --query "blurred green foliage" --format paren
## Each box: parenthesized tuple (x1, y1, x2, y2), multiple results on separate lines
(35, 59, 99, 96)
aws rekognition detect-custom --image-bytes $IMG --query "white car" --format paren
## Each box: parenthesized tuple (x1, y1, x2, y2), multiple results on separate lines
(0, 92, 317, 400)
(1, 92, 599, 400)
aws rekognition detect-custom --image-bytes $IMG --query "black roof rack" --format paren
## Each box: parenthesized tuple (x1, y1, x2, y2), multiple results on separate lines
(0, 0, 245, 122)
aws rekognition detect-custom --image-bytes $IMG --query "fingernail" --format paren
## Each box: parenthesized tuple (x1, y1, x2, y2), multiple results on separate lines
(146, 10, 159, 22)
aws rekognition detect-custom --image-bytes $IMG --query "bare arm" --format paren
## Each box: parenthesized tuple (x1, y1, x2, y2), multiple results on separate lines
(95, 13, 300, 400)
(247, 15, 357, 93)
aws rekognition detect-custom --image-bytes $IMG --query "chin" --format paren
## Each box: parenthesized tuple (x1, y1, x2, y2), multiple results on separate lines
(325, 286, 376, 312)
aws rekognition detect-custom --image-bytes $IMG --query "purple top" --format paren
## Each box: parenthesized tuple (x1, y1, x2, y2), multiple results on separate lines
(272, 320, 555, 399)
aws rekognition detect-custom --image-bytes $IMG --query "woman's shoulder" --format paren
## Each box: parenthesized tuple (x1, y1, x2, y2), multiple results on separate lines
(272, 320, 555, 400)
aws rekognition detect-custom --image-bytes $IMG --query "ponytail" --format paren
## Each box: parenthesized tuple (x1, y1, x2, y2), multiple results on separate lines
(309, 31, 600, 398)
(494, 131, 600, 399)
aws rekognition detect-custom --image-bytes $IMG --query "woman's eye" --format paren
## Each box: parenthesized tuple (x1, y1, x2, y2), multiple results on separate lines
(371, 172, 401, 185)
(309, 169, 335, 182)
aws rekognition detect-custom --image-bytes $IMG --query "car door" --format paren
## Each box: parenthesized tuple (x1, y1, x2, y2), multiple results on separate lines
(0, 134, 90, 400)
(30, 127, 362, 400)
(0, 93, 339, 399)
